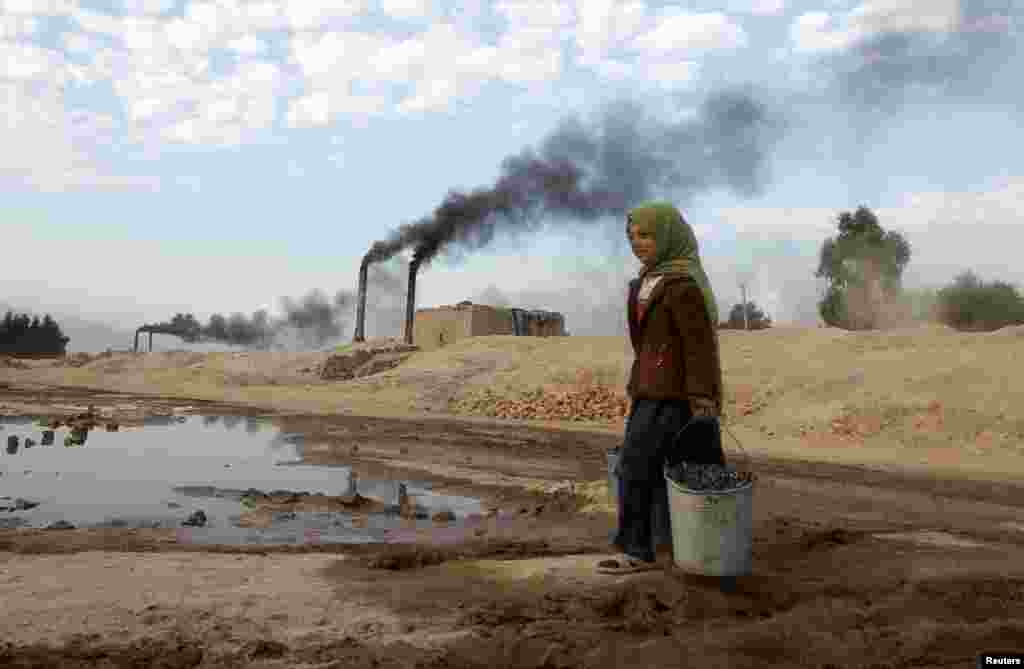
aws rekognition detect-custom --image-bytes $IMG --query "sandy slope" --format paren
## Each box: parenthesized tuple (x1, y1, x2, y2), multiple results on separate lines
(4, 324, 1023, 479)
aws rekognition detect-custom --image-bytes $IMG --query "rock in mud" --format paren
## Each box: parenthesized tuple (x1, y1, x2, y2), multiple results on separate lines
(432, 509, 457, 523)
(0, 517, 30, 529)
(182, 510, 208, 527)
(46, 520, 76, 530)
(0, 497, 40, 512)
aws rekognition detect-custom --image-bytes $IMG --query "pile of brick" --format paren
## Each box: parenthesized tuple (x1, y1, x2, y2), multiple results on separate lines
(449, 385, 629, 423)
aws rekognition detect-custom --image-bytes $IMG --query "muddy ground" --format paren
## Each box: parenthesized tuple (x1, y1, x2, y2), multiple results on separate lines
(1, 382, 1023, 668)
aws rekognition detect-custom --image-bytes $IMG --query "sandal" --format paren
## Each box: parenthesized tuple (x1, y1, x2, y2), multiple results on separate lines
(596, 554, 660, 575)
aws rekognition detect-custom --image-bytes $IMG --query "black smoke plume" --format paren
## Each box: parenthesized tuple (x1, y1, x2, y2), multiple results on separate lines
(140, 289, 353, 349)
(364, 88, 785, 267)
(827, 0, 1021, 112)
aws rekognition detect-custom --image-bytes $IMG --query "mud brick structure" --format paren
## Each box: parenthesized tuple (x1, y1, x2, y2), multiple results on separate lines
(412, 301, 567, 351)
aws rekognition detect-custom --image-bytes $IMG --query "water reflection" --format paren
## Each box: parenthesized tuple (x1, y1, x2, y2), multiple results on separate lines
(142, 415, 184, 427)
(0, 416, 36, 427)
(0, 413, 486, 543)
(1, 415, 282, 455)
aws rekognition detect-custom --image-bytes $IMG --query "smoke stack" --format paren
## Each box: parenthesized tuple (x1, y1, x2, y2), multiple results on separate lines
(354, 257, 369, 342)
(404, 256, 421, 345)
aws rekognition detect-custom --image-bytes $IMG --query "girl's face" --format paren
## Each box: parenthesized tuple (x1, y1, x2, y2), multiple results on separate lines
(628, 222, 657, 266)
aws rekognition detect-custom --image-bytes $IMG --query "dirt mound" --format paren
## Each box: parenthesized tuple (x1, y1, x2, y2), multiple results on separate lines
(320, 341, 419, 380)
(0, 356, 29, 369)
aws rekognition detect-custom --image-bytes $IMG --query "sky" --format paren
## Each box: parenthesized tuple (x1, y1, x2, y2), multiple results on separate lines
(1, 0, 1021, 349)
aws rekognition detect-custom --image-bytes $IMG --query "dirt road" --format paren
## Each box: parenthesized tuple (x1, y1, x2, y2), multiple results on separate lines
(2, 327, 1023, 667)
(1, 382, 1022, 668)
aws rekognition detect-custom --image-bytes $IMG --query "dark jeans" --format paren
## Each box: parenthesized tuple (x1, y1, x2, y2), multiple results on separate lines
(612, 398, 724, 562)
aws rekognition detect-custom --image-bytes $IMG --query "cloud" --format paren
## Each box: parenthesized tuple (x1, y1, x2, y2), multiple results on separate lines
(379, 0, 437, 21)
(632, 10, 749, 56)
(283, 0, 368, 31)
(848, 0, 960, 35)
(227, 34, 269, 55)
(57, 4, 295, 145)
(287, 17, 567, 122)
(789, 12, 861, 52)
(286, 90, 330, 126)
(790, 0, 962, 53)
(2, 0, 75, 16)
(0, 80, 158, 190)
(0, 15, 40, 40)
(160, 62, 283, 144)
(574, 0, 650, 60)
(574, 4, 742, 86)
(121, 0, 176, 15)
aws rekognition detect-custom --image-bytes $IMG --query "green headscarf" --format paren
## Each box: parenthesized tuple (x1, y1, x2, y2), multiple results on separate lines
(627, 201, 719, 327)
(628, 201, 724, 411)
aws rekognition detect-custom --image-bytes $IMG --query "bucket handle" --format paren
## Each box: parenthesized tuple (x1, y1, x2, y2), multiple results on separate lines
(722, 421, 753, 476)
(671, 414, 753, 475)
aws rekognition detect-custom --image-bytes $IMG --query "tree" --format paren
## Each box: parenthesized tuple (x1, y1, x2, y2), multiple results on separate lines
(721, 301, 772, 330)
(0, 310, 69, 355)
(815, 206, 911, 330)
(936, 271, 1024, 331)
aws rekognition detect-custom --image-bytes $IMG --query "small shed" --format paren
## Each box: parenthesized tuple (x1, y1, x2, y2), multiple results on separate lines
(412, 301, 567, 350)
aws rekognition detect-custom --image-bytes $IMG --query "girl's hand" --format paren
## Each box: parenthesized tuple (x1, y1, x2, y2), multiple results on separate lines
(690, 397, 719, 418)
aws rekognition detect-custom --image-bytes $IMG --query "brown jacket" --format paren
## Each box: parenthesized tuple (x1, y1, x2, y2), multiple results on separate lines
(626, 275, 722, 409)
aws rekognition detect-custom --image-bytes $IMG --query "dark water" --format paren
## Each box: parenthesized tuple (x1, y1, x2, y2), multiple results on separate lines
(0, 414, 482, 545)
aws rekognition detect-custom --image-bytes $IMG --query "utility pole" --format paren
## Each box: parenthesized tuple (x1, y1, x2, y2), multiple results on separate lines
(739, 282, 750, 331)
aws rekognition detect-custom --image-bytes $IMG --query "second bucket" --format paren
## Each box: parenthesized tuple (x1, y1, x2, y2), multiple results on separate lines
(607, 448, 672, 548)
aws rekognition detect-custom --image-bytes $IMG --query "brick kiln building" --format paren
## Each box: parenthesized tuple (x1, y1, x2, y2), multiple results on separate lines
(412, 301, 567, 351)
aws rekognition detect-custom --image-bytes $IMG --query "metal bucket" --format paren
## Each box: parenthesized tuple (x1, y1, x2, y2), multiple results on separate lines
(664, 467, 753, 577)
(607, 448, 672, 548)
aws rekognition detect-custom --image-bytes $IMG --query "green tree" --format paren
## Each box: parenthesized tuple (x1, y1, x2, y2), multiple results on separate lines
(721, 301, 772, 330)
(815, 206, 911, 329)
(0, 311, 68, 354)
(936, 271, 1024, 331)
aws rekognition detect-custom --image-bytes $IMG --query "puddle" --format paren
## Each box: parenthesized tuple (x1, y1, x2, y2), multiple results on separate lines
(0, 414, 482, 545)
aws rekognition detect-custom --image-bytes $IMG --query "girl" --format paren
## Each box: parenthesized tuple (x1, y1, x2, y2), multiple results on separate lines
(597, 201, 725, 575)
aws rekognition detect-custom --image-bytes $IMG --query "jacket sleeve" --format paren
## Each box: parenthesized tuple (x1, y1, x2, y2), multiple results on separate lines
(667, 280, 720, 403)
(626, 280, 639, 354)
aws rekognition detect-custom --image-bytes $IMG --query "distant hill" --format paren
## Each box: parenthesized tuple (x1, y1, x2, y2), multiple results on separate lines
(0, 303, 134, 353)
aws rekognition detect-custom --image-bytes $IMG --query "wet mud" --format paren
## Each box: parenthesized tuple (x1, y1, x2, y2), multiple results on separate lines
(1, 383, 1023, 667)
